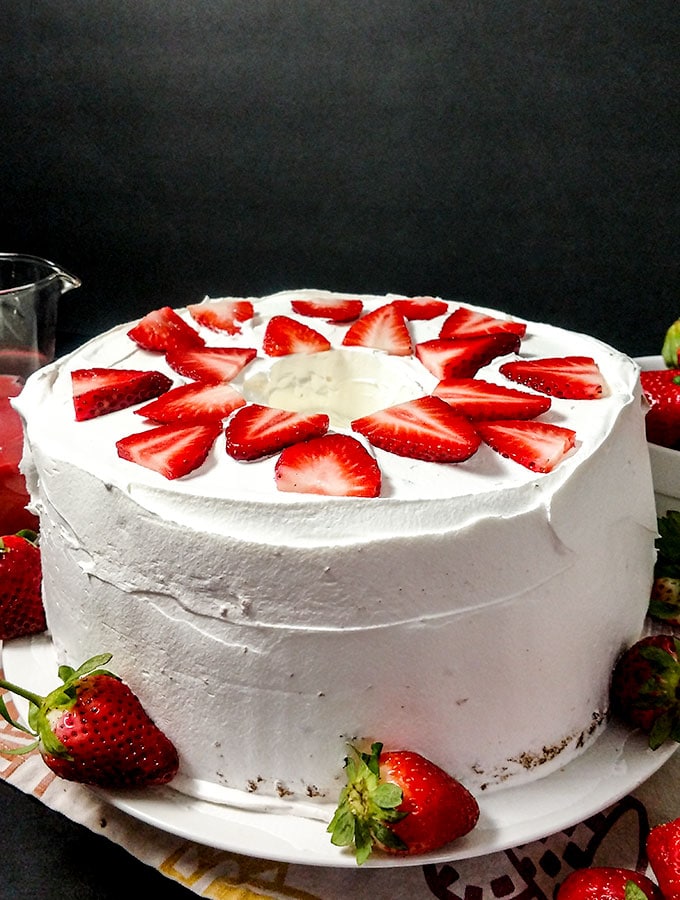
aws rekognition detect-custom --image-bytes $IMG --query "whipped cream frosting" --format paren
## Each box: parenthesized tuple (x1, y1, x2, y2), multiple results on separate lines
(15, 290, 658, 814)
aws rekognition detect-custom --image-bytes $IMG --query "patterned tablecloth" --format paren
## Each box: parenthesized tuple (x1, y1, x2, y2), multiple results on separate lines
(2, 653, 678, 900)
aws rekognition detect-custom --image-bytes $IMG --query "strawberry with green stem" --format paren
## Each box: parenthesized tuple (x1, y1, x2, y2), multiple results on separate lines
(610, 634, 680, 749)
(0, 653, 179, 787)
(649, 510, 680, 625)
(328, 741, 479, 864)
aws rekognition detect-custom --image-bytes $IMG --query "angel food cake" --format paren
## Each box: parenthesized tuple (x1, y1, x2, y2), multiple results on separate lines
(15, 290, 657, 814)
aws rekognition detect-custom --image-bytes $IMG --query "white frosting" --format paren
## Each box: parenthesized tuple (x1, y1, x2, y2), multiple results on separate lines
(15, 290, 657, 813)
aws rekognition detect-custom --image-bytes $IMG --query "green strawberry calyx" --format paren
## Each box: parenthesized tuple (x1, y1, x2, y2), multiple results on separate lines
(635, 638, 680, 749)
(327, 741, 407, 865)
(0, 653, 114, 759)
(662, 318, 680, 368)
(625, 882, 651, 900)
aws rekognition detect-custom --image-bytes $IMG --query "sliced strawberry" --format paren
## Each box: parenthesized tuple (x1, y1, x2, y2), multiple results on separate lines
(71, 368, 173, 421)
(290, 297, 363, 322)
(127, 307, 205, 353)
(135, 381, 245, 424)
(165, 346, 257, 383)
(262, 315, 332, 356)
(391, 297, 449, 320)
(275, 434, 381, 497)
(187, 298, 255, 335)
(342, 304, 412, 356)
(433, 377, 551, 420)
(500, 356, 608, 400)
(440, 306, 527, 339)
(415, 333, 521, 379)
(477, 419, 577, 472)
(116, 422, 221, 479)
(225, 404, 330, 460)
(352, 395, 481, 462)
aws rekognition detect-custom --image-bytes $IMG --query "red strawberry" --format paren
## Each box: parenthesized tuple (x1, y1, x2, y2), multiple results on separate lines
(476, 420, 577, 472)
(500, 356, 608, 400)
(187, 298, 254, 334)
(342, 304, 413, 356)
(351, 395, 481, 463)
(0, 653, 179, 788)
(640, 369, 680, 449)
(391, 297, 449, 320)
(439, 306, 527, 339)
(262, 315, 332, 356)
(290, 297, 363, 322)
(0, 531, 45, 640)
(275, 434, 381, 497)
(649, 510, 680, 625)
(556, 867, 662, 899)
(165, 346, 257, 383)
(127, 307, 205, 353)
(433, 377, 551, 420)
(328, 742, 479, 864)
(116, 422, 221, 479)
(415, 333, 521, 379)
(135, 381, 245, 424)
(647, 816, 680, 898)
(71, 368, 173, 421)
(610, 634, 680, 749)
(225, 404, 330, 461)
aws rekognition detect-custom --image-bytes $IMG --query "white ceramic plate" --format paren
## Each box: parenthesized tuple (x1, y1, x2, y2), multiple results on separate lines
(3, 634, 677, 868)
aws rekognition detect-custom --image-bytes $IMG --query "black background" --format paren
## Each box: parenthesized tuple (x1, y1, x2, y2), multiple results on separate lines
(1, 3, 679, 896)
(3, 1, 678, 360)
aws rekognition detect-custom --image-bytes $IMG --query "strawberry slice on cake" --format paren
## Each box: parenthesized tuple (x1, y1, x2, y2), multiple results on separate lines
(477, 420, 577, 472)
(342, 304, 413, 356)
(165, 346, 257, 383)
(127, 306, 205, 352)
(290, 297, 363, 322)
(188, 298, 255, 335)
(440, 306, 527, 339)
(500, 356, 608, 399)
(263, 316, 332, 356)
(225, 404, 330, 461)
(433, 377, 551, 420)
(116, 422, 221, 479)
(391, 297, 449, 320)
(135, 381, 245, 424)
(351, 395, 481, 462)
(275, 433, 381, 497)
(415, 333, 521, 380)
(71, 368, 173, 421)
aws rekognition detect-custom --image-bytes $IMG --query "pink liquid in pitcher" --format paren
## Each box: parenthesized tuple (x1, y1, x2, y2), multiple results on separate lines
(0, 374, 39, 534)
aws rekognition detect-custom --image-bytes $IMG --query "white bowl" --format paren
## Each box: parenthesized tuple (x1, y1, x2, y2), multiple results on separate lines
(636, 355, 680, 515)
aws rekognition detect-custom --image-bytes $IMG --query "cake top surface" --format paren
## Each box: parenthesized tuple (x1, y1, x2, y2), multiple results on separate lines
(16, 289, 642, 542)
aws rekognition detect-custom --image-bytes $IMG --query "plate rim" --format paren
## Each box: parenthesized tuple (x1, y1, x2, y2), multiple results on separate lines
(3, 633, 677, 869)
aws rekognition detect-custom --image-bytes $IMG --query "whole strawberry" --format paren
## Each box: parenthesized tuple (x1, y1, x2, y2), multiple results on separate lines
(0, 653, 179, 787)
(0, 530, 46, 640)
(556, 867, 662, 899)
(639, 369, 680, 449)
(610, 634, 680, 749)
(648, 511, 680, 625)
(647, 816, 680, 899)
(327, 741, 479, 864)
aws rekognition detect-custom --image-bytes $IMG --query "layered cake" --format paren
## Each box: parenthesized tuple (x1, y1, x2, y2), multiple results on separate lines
(15, 290, 657, 815)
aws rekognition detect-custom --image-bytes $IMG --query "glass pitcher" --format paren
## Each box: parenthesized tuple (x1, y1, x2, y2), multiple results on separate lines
(0, 253, 81, 533)
(0, 252, 81, 380)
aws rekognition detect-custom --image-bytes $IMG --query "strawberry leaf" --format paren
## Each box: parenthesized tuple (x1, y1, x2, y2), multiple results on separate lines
(656, 511, 680, 578)
(373, 782, 403, 810)
(625, 882, 650, 900)
(0, 695, 33, 736)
